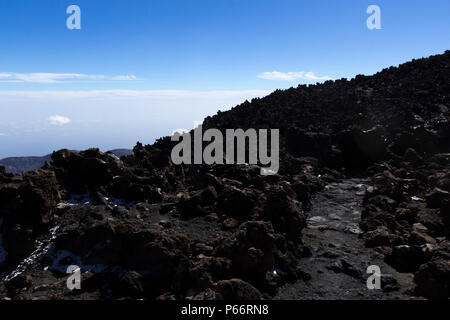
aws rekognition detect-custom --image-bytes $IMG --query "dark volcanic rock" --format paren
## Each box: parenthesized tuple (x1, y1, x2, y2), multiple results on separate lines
(189, 257, 232, 291)
(363, 226, 392, 247)
(215, 279, 264, 300)
(326, 258, 362, 279)
(386, 245, 432, 273)
(1, 51, 450, 300)
(426, 188, 450, 209)
(215, 221, 275, 289)
(52, 204, 192, 297)
(117, 271, 145, 298)
(5, 274, 32, 297)
(339, 127, 388, 167)
(260, 186, 307, 242)
(0, 169, 60, 264)
(414, 250, 450, 300)
(216, 186, 256, 218)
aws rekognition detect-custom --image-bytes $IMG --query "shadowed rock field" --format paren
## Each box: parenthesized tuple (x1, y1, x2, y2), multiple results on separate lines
(1, 51, 449, 300)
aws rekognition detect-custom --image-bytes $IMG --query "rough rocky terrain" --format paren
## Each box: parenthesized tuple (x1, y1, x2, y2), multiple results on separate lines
(0, 51, 449, 300)
(0, 149, 132, 174)
(276, 179, 414, 299)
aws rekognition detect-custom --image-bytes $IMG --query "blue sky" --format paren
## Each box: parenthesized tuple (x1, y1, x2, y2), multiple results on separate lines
(0, 0, 449, 158)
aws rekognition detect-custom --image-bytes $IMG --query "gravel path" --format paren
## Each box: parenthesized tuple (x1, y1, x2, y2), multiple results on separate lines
(276, 179, 414, 300)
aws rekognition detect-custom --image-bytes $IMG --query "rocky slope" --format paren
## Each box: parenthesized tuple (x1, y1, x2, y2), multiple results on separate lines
(0, 149, 132, 174)
(0, 51, 449, 300)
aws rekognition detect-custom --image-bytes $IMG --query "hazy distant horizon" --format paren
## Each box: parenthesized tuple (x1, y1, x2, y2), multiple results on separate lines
(0, 147, 133, 160)
(0, 89, 274, 159)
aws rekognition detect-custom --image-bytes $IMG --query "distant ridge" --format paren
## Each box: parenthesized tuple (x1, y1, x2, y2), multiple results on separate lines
(0, 149, 133, 174)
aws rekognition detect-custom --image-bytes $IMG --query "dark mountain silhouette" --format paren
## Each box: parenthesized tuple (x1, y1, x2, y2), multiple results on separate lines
(0, 149, 133, 174)
(0, 155, 53, 175)
(0, 51, 449, 300)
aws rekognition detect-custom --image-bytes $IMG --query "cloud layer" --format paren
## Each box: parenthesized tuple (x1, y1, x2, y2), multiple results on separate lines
(0, 89, 272, 100)
(48, 115, 71, 126)
(0, 73, 140, 84)
(0, 89, 272, 158)
(258, 71, 332, 82)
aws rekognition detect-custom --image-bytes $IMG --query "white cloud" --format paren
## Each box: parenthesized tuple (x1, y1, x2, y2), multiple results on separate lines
(172, 128, 189, 135)
(0, 73, 140, 84)
(258, 71, 332, 82)
(171, 120, 221, 137)
(110, 75, 138, 81)
(193, 120, 203, 128)
(48, 115, 71, 126)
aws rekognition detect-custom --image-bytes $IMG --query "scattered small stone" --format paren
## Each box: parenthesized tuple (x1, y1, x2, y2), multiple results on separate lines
(221, 218, 239, 230)
(159, 219, 172, 228)
(381, 274, 400, 292)
(326, 259, 361, 279)
(205, 212, 219, 222)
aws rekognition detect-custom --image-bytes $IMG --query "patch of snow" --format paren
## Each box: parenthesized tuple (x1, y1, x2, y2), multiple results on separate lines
(272, 268, 284, 276)
(68, 193, 91, 205)
(329, 213, 343, 221)
(56, 202, 76, 209)
(261, 168, 278, 175)
(345, 224, 363, 235)
(108, 197, 135, 207)
(44, 249, 109, 274)
(67, 193, 135, 208)
(308, 216, 327, 223)
(411, 196, 424, 201)
(363, 126, 378, 134)
(2, 226, 59, 281)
